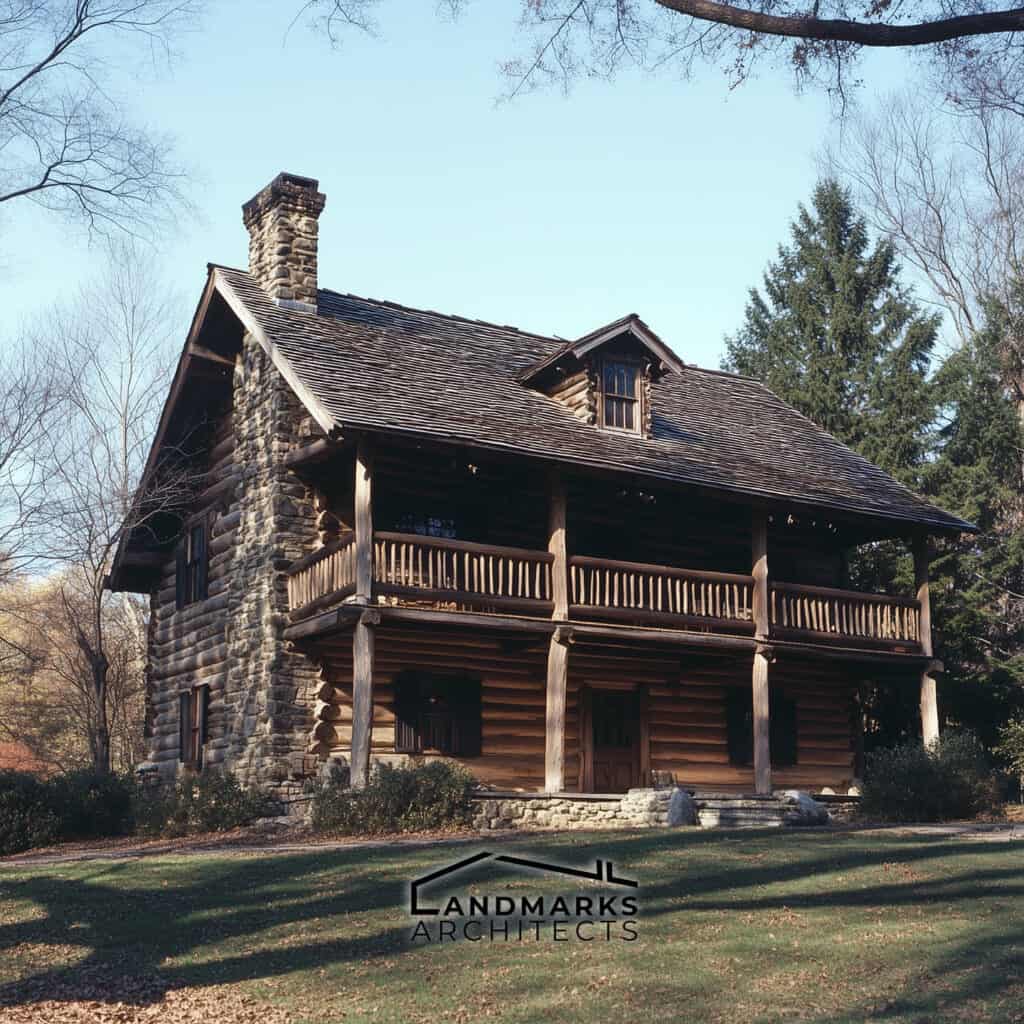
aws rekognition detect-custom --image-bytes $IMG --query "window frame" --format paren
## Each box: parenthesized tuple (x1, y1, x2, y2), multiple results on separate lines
(726, 688, 799, 768)
(597, 358, 643, 434)
(175, 514, 210, 610)
(393, 673, 482, 757)
(178, 684, 209, 769)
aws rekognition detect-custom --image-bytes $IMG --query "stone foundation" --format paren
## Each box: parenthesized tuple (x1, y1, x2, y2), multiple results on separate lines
(472, 788, 697, 831)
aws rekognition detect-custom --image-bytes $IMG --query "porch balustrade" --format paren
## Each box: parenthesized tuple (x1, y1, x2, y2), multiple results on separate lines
(285, 532, 921, 652)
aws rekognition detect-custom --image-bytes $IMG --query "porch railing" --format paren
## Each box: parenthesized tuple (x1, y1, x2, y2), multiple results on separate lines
(286, 532, 356, 616)
(373, 531, 554, 614)
(286, 536, 921, 651)
(770, 582, 920, 648)
(569, 555, 755, 632)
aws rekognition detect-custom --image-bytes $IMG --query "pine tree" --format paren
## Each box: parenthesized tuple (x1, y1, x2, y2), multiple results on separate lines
(922, 298, 1024, 746)
(724, 179, 940, 485)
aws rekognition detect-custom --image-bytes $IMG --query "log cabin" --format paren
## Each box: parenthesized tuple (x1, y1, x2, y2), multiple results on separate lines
(107, 172, 973, 810)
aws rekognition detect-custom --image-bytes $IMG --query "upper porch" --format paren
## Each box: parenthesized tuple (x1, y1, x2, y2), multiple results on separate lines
(283, 435, 931, 657)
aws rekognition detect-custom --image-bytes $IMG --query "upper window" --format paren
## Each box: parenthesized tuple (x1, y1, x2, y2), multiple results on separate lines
(175, 519, 209, 609)
(600, 360, 640, 432)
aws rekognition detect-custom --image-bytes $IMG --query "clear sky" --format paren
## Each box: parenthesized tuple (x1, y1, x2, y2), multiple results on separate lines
(1, 2, 909, 369)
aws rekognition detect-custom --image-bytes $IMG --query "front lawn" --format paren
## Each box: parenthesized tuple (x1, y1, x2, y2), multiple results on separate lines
(1, 830, 1023, 1023)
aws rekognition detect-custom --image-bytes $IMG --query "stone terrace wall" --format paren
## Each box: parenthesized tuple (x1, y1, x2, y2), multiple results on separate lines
(473, 789, 695, 831)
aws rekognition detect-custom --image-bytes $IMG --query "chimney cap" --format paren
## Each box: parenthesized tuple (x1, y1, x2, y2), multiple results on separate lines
(242, 171, 326, 224)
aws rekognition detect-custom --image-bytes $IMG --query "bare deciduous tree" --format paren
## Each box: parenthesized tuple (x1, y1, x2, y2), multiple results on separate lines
(24, 244, 187, 771)
(0, 0, 200, 236)
(304, 1, 1024, 104)
(826, 91, 1024, 391)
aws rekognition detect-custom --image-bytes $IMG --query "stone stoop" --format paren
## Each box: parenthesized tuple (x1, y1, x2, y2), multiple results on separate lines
(694, 791, 829, 829)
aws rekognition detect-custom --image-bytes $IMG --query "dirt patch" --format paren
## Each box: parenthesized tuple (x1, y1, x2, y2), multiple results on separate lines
(0, 970, 301, 1023)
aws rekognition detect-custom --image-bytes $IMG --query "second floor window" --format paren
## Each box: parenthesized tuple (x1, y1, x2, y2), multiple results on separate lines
(600, 361, 640, 432)
(176, 519, 209, 609)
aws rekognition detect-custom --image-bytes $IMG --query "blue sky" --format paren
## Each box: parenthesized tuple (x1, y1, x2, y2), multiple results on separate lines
(2, 2, 909, 369)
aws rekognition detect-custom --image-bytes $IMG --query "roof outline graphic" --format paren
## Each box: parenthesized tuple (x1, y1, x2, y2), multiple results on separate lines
(409, 850, 638, 916)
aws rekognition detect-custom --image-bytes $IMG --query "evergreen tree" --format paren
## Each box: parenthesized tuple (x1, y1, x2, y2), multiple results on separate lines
(724, 179, 940, 485)
(724, 180, 1024, 751)
(922, 298, 1024, 746)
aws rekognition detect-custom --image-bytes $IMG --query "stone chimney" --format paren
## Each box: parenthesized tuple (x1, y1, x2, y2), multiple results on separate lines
(242, 172, 327, 312)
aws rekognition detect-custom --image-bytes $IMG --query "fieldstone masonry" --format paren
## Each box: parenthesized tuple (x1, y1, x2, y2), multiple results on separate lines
(221, 332, 322, 806)
(472, 788, 698, 831)
(242, 173, 326, 311)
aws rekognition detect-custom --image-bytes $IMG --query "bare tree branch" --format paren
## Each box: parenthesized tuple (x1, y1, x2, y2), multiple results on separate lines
(0, 0, 200, 238)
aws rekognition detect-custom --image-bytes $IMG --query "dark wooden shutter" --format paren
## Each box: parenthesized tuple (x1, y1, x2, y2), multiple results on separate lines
(196, 685, 210, 769)
(394, 674, 419, 754)
(178, 691, 190, 762)
(195, 522, 209, 601)
(771, 691, 798, 767)
(726, 688, 753, 766)
(454, 678, 482, 757)
(175, 542, 187, 610)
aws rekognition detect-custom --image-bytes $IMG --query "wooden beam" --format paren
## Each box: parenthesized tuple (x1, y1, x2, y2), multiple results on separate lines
(350, 610, 376, 789)
(549, 473, 568, 619)
(751, 512, 772, 794)
(355, 438, 374, 601)
(752, 513, 769, 640)
(544, 627, 571, 792)
(752, 648, 772, 795)
(914, 535, 939, 745)
(284, 437, 343, 469)
(187, 343, 236, 368)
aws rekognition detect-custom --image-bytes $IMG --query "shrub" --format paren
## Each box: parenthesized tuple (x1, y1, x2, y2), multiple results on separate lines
(48, 770, 135, 839)
(310, 759, 476, 835)
(995, 719, 1024, 803)
(0, 771, 60, 855)
(132, 770, 277, 838)
(860, 731, 1000, 822)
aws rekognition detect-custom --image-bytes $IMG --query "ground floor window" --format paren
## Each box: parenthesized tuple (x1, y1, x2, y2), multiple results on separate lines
(179, 685, 210, 768)
(726, 688, 798, 768)
(393, 672, 481, 756)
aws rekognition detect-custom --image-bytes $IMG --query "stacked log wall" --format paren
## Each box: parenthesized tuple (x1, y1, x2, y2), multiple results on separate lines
(314, 629, 859, 794)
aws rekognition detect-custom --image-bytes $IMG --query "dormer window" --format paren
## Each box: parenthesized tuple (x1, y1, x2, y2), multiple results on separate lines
(600, 360, 640, 432)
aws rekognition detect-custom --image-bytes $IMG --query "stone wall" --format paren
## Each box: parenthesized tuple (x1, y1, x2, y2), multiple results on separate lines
(221, 332, 322, 805)
(473, 788, 696, 831)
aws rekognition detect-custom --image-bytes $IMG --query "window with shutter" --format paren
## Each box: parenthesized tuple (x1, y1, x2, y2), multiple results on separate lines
(392, 672, 481, 757)
(726, 689, 753, 767)
(175, 518, 210, 609)
(179, 685, 210, 768)
(770, 691, 798, 767)
(725, 688, 799, 767)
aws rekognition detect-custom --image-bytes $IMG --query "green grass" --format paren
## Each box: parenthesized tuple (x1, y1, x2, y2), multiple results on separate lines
(2, 830, 1024, 1022)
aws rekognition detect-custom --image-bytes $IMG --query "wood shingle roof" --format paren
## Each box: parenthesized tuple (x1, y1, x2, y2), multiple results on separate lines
(214, 266, 973, 536)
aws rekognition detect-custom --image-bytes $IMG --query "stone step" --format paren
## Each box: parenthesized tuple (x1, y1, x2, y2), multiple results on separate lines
(696, 799, 786, 811)
(698, 816, 785, 829)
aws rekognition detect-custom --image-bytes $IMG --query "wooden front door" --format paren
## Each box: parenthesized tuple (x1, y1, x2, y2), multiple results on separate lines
(590, 689, 641, 793)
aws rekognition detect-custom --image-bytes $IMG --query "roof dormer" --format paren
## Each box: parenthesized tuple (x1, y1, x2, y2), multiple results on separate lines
(520, 314, 683, 437)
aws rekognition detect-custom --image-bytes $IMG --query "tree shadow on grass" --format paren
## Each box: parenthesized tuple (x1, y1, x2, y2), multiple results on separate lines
(0, 830, 1021, 1018)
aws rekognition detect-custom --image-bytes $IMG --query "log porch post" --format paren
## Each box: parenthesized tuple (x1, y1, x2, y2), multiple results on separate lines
(913, 535, 940, 746)
(544, 474, 569, 792)
(751, 513, 772, 795)
(545, 626, 572, 793)
(350, 438, 375, 788)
